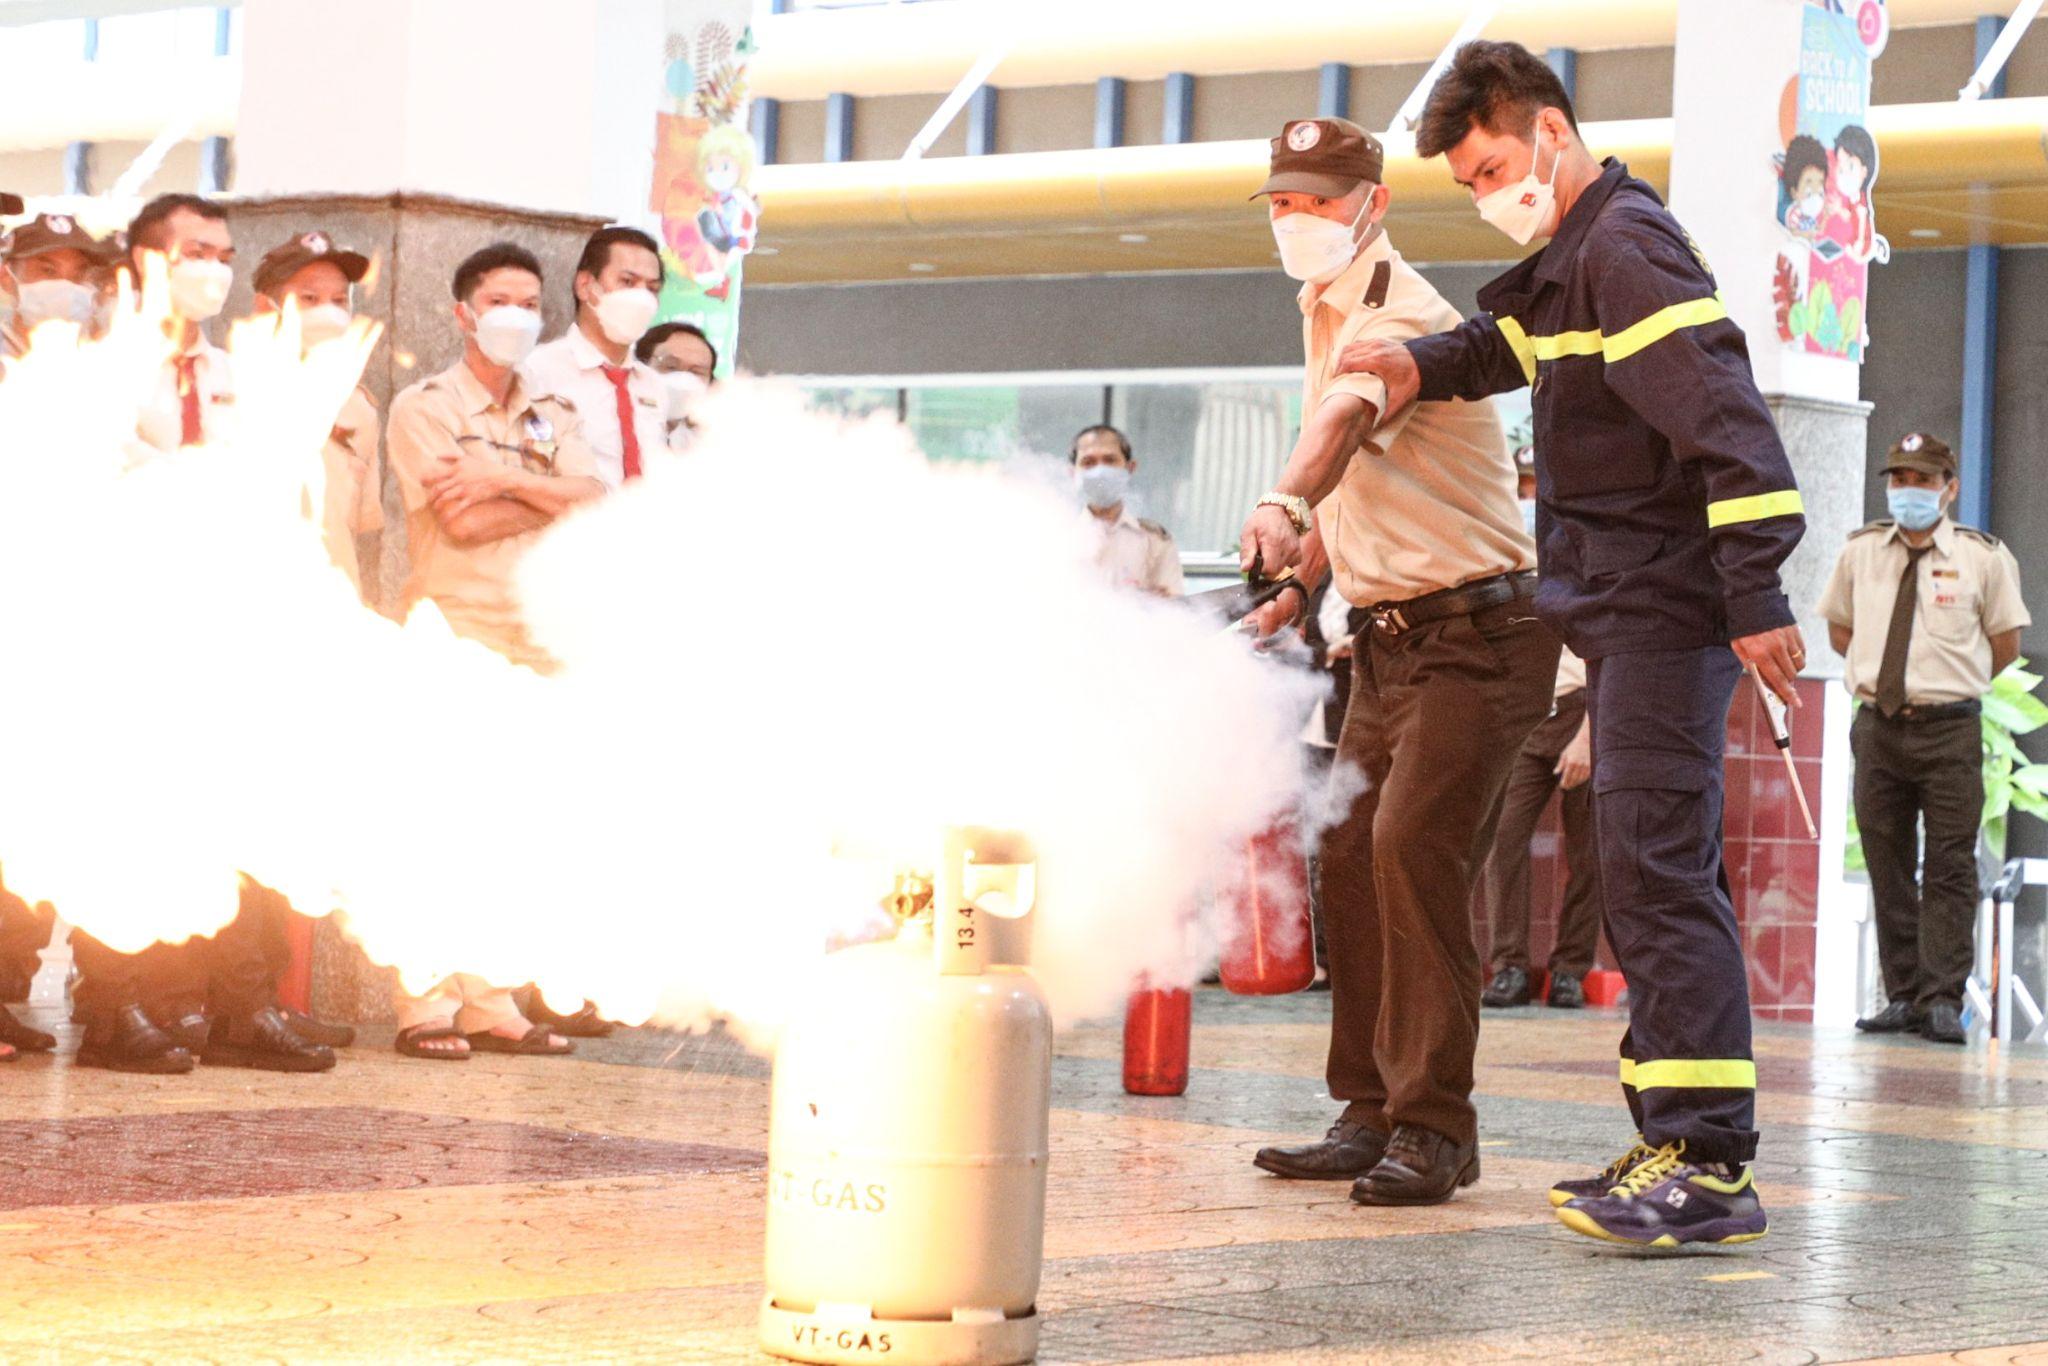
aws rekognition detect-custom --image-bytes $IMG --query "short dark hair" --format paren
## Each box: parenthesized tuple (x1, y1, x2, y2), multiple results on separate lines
(127, 192, 226, 256)
(572, 225, 664, 312)
(1782, 134, 1829, 191)
(635, 320, 718, 370)
(1069, 424, 1132, 464)
(1415, 41, 1579, 161)
(1833, 125, 1878, 183)
(452, 242, 543, 303)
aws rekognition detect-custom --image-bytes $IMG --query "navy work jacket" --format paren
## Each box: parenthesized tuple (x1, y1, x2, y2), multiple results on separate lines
(1407, 159, 1805, 658)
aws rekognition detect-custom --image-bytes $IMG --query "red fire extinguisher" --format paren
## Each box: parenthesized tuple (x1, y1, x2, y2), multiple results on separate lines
(1122, 982, 1190, 1096)
(1219, 812, 1315, 995)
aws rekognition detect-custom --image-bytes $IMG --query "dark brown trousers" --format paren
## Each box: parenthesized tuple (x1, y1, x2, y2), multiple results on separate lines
(1852, 707, 1983, 1010)
(1321, 601, 1558, 1145)
(1478, 687, 1604, 978)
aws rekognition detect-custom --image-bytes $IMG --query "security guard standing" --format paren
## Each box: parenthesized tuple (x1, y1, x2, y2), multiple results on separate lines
(1237, 116, 1557, 1208)
(1, 211, 121, 362)
(1073, 424, 1183, 597)
(1341, 42, 1804, 1246)
(1819, 433, 2028, 1046)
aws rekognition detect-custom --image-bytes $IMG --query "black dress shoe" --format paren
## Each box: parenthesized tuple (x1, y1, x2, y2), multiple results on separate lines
(162, 1011, 211, 1051)
(1351, 1124, 1480, 1206)
(1855, 1000, 1924, 1034)
(280, 1008, 356, 1049)
(1481, 967, 1530, 1008)
(202, 1006, 336, 1072)
(77, 1003, 194, 1074)
(0, 1003, 55, 1053)
(1546, 973, 1585, 1009)
(1253, 1119, 1389, 1180)
(1920, 1002, 1967, 1044)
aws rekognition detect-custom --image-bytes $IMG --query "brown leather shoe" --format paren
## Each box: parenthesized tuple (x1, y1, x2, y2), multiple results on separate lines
(1351, 1124, 1480, 1206)
(0, 1003, 55, 1053)
(1253, 1119, 1389, 1180)
(77, 1003, 194, 1075)
(202, 1006, 336, 1073)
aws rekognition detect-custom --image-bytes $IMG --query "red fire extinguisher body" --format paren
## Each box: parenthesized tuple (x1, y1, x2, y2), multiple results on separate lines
(1220, 815, 1315, 995)
(1122, 985, 1190, 1096)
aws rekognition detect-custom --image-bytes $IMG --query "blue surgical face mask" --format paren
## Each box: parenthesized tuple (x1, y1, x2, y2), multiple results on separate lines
(1518, 498, 1537, 536)
(1887, 485, 1945, 532)
(1076, 464, 1131, 511)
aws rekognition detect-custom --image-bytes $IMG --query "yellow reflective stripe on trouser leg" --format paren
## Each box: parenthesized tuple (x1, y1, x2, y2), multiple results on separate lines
(1494, 315, 1537, 385)
(1619, 1058, 1757, 1089)
(1707, 489, 1805, 528)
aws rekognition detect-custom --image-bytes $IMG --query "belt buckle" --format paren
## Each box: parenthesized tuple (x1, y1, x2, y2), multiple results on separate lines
(1372, 606, 1409, 637)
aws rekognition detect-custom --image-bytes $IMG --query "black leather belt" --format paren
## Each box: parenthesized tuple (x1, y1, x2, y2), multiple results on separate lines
(1370, 571, 1537, 638)
(1878, 698, 1981, 723)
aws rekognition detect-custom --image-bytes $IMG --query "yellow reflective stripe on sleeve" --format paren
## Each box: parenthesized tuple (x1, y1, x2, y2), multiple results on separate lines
(1494, 315, 1536, 385)
(1530, 329, 1603, 362)
(1706, 489, 1805, 528)
(1619, 1058, 1757, 1090)
(1522, 293, 1731, 368)
(1602, 294, 1730, 363)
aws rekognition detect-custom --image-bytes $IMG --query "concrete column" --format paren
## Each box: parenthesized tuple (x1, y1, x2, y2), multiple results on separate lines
(235, 0, 665, 220)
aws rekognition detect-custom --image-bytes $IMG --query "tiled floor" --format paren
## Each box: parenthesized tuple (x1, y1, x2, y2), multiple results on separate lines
(3, 992, 2045, 1364)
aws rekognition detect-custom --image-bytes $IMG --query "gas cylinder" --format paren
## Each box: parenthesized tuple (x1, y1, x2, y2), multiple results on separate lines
(761, 828, 1051, 1366)
(1121, 983, 1191, 1096)
(1218, 812, 1315, 995)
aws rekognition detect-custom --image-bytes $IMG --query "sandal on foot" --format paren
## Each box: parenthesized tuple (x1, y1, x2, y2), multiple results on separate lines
(394, 1022, 470, 1060)
(465, 1024, 573, 1056)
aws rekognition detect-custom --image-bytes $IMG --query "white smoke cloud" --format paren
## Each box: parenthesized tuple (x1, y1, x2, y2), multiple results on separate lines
(0, 308, 1325, 1039)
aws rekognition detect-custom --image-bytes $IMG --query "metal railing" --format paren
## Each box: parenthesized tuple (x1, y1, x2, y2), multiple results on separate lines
(1966, 857, 2046, 1045)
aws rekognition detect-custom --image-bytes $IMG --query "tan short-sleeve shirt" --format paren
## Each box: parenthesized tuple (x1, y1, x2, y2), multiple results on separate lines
(1301, 231, 1534, 607)
(321, 385, 385, 595)
(387, 360, 598, 670)
(1818, 516, 2030, 705)
(1091, 508, 1185, 597)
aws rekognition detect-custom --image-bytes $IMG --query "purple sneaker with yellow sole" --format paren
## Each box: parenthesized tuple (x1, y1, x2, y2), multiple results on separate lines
(1555, 1142, 1769, 1248)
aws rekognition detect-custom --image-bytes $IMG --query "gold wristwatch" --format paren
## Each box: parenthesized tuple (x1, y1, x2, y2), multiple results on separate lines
(1257, 492, 1312, 534)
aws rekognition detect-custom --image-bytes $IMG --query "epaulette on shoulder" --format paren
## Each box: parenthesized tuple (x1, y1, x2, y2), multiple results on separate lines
(1137, 518, 1170, 538)
(539, 391, 578, 414)
(1848, 519, 1893, 540)
(1956, 524, 2001, 548)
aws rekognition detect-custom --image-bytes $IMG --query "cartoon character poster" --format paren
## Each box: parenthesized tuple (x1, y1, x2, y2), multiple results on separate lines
(649, 5, 760, 379)
(1771, 0, 1889, 363)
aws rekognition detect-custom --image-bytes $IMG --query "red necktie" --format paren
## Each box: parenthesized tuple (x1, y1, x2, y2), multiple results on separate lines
(602, 364, 642, 481)
(175, 353, 203, 448)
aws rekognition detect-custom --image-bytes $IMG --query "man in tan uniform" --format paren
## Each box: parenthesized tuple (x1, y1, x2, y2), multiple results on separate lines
(1238, 118, 1557, 1205)
(1819, 433, 2029, 1045)
(1, 211, 120, 364)
(387, 241, 604, 675)
(384, 241, 603, 1059)
(1072, 423, 1183, 597)
(250, 231, 384, 596)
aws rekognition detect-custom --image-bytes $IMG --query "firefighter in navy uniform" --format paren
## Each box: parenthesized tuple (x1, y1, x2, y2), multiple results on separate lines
(1340, 42, 1806, 1247)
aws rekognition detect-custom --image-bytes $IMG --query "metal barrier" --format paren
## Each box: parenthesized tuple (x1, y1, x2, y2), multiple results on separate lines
(1966, 858, 2047, 1045)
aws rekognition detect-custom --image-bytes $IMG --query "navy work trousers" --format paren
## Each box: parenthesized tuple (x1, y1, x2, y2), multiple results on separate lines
(1585, 646, 1758, 1165)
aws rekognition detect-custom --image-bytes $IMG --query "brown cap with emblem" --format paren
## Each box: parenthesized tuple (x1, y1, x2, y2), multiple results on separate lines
(1883, 431, 1956, 480)
(2, 212, 119, 262)
(1252, 118, 1385, 199)
(253, 230, 370, 299)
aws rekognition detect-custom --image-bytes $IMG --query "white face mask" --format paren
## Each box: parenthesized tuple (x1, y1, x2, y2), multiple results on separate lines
(1271, 200, 1371, 284)
(169, 257, 233, 322)
(1797, 190, 1824, 219)
(1475, 123, 1563, 247)
(660, 369, 707, 421)
(16, 278, 97, 329)
(1836, 161, 1865, 197)
(468, 303, 542, 367)
(299, 303, 352, 348)
(1518, 498, 1537, 537)
(1076, 464, 1131, 511)
(593, 286, 659, 346)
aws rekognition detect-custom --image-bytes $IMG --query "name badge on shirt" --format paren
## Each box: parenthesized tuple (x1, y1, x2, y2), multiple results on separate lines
(524, 413, 557, 463)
